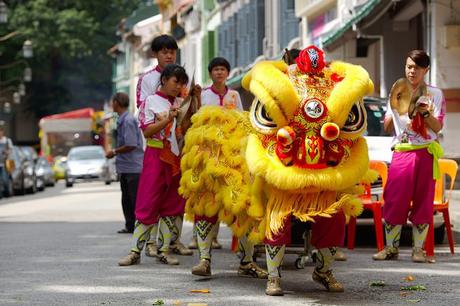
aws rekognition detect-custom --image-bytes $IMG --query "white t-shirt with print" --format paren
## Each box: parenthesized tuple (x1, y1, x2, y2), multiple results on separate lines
(385, 84, 446, 146)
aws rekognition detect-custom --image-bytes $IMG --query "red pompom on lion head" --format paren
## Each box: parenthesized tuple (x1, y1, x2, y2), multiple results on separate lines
(295, 45, 326, 75)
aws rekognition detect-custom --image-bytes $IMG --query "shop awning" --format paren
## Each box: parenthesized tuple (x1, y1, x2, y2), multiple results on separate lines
(321, 0, 381, 47)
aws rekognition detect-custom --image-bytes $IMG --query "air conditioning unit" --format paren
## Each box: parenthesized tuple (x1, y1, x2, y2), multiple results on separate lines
(442, 25, 460, 48)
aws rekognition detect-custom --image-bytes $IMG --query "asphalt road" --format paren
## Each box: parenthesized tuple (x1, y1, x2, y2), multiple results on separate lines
(0, 181, 459, 306)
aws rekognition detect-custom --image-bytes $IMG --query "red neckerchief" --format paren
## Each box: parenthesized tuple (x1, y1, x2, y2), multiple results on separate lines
(210, 85, 229, 106)
(155, 89, 181, 176)
(155, 65, 162, 73)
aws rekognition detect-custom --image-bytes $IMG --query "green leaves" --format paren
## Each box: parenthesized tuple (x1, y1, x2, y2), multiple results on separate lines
(8, 0, 141, 59)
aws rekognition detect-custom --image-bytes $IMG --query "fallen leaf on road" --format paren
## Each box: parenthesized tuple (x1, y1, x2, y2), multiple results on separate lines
(400, 285, 426, 291)
(152, 300, 165, 305)
(173, 301, 183, 306)
(407, 299, 421, 303)
(404, 275, 415, 282)
(369, 280, 385, 287)
(190, 289, 210, 294)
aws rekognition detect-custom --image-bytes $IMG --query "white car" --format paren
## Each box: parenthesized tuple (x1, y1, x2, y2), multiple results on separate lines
(64, 146, 112, 187)
(363, 96, 393, 164)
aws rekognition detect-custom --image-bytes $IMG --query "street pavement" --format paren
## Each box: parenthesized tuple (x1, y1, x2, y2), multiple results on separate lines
(1, 182, 460, 306)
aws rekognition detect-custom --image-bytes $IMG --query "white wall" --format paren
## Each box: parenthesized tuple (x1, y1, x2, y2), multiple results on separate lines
(432, 1, 460, 158)
(432, 1, 460, 88)
(327, 39, 379, 96)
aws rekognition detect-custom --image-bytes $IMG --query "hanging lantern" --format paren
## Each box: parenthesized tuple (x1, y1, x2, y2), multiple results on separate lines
(13, 92, 20, 104)
(0, 1, 7, 24)
(23, 40, 33, 58)
(24, 67, 32, 82)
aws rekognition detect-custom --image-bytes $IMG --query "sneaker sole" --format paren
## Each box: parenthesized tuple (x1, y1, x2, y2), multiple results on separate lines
(237, 271, 268, 279)
(118, 259, 140, 266)
(192, 270, 211, 277)
(265, 290, 284, 296)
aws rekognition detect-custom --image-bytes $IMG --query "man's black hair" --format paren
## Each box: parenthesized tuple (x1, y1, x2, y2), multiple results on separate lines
(160, 64, 189, 85)
(151, 34, 178, 52)
(208, 57, 231, 73)
(112, 92, 130, 108)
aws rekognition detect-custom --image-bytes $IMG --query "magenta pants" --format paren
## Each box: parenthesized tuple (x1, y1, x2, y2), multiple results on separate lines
(383, 149, 435, 225)
(264, 211, 346, 249)
(135, 147, 185, 225)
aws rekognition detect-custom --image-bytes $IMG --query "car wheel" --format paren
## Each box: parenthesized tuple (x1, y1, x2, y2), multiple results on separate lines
(105, 180, 111, 185)
(14, 176, 26, 196)
(27, 181, 37, 194)
(65, 180, 73, 188)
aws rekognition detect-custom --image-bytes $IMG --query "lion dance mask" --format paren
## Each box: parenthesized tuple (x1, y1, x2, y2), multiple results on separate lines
(180, 46, 375, 241)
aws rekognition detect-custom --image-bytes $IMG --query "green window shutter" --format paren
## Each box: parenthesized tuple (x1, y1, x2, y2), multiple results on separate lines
(202, 33, 210, 83)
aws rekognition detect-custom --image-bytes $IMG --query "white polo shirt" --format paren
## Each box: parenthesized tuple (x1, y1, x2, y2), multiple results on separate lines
(201, 86, 243, 110)
(136, 66, 162, 108)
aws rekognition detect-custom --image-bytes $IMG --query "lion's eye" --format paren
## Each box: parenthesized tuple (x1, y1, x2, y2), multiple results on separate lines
(250, 98, 277, 134)
(342, 101, 366, 133)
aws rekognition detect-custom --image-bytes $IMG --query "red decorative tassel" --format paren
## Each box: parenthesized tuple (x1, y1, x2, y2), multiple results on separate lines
(411, 113, 429, 139)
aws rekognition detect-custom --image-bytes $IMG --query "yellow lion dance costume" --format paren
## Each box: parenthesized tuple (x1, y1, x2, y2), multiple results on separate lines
(180, 46, 374, 294)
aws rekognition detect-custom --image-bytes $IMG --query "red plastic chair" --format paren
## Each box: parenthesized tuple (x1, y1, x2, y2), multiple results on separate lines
(347, 160, 388, 251)
(424, 159, 458, 256)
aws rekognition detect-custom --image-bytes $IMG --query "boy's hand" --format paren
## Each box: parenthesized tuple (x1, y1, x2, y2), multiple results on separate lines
(168, 107, 179, 121)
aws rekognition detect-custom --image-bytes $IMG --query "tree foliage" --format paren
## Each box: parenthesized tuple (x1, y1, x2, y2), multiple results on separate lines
(1, 0, 144, 118)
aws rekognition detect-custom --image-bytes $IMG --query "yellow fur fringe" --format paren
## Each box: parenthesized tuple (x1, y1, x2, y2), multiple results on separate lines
(246, 134, 369, 191)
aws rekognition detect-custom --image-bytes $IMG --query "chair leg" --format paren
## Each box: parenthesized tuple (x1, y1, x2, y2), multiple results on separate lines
(425, 220, 435, 257)
(441, 209, 455, 254)
(373, 204, 384, 251)
(347, 217, 357, 250)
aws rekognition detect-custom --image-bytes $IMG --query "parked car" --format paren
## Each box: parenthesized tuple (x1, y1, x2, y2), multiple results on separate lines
(363, 97, 392, 164)
(35, 157, 55, 187)
(8, 146, 36, 195)
(64, 146, 112, 187)
(19, 146, 41, 191)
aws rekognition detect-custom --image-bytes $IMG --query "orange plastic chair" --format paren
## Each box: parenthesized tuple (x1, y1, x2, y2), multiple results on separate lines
(424, 159, 458, 256)
(347, 160, 388, 251)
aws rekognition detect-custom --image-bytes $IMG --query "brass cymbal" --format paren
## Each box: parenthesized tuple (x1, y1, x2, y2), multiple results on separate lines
(389, 78, 412, 115)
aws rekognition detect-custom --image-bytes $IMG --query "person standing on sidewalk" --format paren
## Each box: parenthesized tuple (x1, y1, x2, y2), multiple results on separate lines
(106, 93, 144, 234)
(136, 34, 192, 257)
(373, 50, 445, 263)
